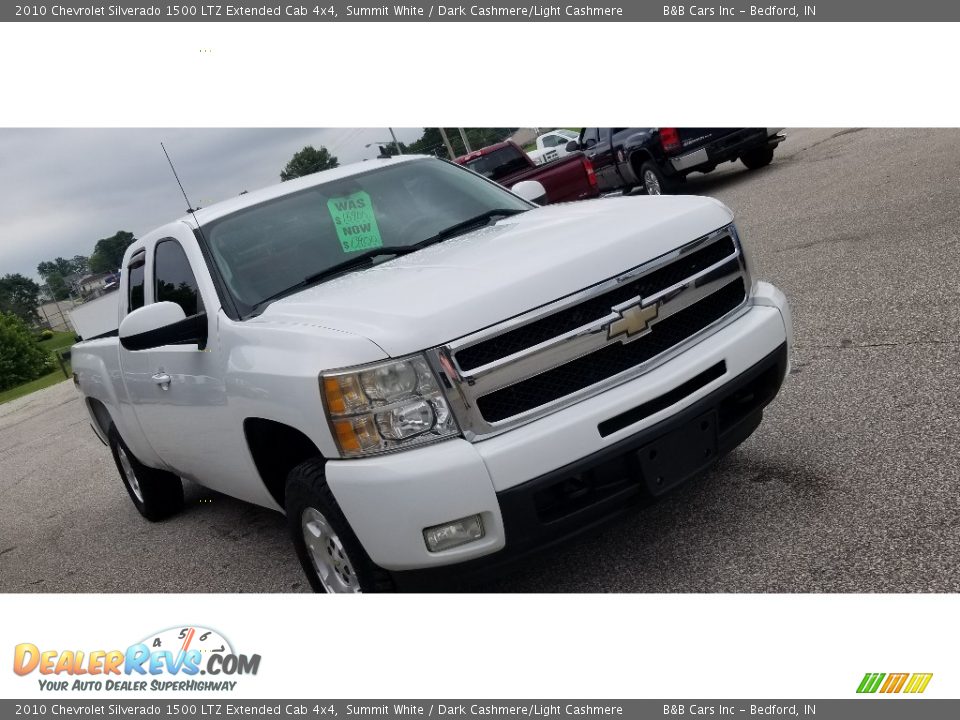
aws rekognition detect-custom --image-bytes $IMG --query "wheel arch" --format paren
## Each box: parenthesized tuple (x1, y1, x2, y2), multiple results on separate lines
(628, 147, 655, 182)
(86, 397, 114, 444)
(243, 418, 325, 509)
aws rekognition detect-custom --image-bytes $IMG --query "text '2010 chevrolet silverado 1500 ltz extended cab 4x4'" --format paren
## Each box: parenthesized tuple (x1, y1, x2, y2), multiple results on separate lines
(72, 155, 792, 592)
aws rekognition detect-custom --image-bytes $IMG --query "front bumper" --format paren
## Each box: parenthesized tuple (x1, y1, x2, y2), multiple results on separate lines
(325, 282, 791, 576)
(396, 340, 787, 590)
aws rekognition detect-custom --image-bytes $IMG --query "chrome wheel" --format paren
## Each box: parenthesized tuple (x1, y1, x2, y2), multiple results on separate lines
(301, 507, 361, 593)
(117, 446, 144, 503)
(644, 169, 662, 195)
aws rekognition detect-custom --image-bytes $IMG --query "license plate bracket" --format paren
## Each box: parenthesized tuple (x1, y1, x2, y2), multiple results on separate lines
(636, 410, 718, 496)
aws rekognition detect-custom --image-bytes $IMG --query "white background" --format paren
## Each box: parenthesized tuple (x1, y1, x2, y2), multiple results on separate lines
(2, 595, 957, 698)
(1, 19, 958, 701)
(0, 23, 957, 126)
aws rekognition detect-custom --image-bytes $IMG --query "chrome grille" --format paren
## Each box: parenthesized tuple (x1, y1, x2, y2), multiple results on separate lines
(426, 225, 751, 440)
(455, 235, 736, 372)
(476, 279, 745, 423)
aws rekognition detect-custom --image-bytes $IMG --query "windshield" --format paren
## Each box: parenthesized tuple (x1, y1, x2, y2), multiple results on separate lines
(461, 146, 529, 181)
(202, 158, 532, 317)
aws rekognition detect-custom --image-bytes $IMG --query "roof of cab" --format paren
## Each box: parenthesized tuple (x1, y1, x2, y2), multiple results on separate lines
(178, 154, 429, 229)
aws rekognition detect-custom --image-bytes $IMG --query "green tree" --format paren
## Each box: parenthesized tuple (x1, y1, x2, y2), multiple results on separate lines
(407, 128, 518, 158)
(0, 274, 42, 325)
(45, 274, 71, 301)
(37, 255, 90, 301)
(280, 145, 339, 181)
(0, 311, 53, 391)
(71, 255, 90, 275)
(88, 231, 136, 273)
(37, 256, 78, 279)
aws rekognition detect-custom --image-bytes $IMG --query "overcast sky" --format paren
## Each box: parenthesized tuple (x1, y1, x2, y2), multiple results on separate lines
(0, 127, 426, 280)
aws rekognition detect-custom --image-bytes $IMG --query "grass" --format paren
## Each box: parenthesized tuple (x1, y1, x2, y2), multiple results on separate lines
(38, 330, 76, 353)
(0, 365, 72, 405)
(0, 330, 76, 405)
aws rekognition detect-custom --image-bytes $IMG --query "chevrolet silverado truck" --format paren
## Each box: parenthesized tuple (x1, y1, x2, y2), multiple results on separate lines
(570, 128, 785, 196)
(72, 155, 791, 593)
(454, 139, 599, 203)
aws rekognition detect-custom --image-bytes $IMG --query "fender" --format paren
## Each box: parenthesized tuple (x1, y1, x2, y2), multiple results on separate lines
(620, 129, 657, 185)
(72, 340, 166, 469)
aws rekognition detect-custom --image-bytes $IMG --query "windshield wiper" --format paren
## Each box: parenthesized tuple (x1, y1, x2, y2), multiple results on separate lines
(418, 208, 526, 246)
(249, 209, 526, 314)
(251, 245, 421, 312)
(301, 245, 426, 285)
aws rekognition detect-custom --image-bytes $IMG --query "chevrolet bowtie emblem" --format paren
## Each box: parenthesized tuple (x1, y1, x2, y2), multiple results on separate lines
(607, 300, 659, 342)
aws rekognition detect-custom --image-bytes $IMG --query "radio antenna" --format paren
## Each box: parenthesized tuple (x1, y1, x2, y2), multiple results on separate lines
(161, 142, 211, 250)
(160, 142, 196, 213)
(160, 142, 216, 347)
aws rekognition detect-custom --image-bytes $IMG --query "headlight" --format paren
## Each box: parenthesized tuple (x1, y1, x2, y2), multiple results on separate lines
(728, 222, 749, 274)
(322, 355, 459, 457)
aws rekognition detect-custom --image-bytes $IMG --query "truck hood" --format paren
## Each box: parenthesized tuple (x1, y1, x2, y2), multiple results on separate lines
(253, 196, 734, 357)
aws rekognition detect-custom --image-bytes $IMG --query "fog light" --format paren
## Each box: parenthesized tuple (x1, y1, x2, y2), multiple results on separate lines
(423, 515, 485, 553)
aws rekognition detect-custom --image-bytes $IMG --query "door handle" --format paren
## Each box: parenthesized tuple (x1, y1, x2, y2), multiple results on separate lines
(152, 372, 172, 390)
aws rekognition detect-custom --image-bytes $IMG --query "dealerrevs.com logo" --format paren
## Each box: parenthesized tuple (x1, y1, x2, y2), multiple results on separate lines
(13, 626, 261, 693)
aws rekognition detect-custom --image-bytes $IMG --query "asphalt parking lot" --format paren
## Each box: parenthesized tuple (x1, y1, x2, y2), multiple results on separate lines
(2, 128, 958, 593)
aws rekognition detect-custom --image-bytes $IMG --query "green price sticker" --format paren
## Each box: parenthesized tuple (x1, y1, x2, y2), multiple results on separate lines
(327, 190, 383, 253)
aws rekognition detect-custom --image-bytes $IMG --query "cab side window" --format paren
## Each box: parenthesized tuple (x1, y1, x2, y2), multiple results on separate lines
(154, 240, 204, 317)
(583, 128, 599, 148)
(127, 251, 146, 314)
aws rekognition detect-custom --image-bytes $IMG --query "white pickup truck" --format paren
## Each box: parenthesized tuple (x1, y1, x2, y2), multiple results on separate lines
(72, 155, 791, 592)
(527, 129, 580, 165)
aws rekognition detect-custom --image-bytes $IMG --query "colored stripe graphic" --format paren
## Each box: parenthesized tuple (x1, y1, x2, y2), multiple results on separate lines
(857, 673, 885, 693)
(904, 673, 933, 694)
(880, 673, 909, 693)
(857, 672, 932, 694)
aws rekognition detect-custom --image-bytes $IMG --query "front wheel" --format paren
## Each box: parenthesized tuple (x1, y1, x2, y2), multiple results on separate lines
(741, 146, 775, 169)
(285, 458, 394, 593)
(108, 426, 183, 521)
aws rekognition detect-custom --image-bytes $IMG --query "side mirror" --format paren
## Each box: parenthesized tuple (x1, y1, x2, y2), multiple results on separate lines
(511, 180, 548, 205)
(119, 301, 207, 351)
(565, 140, 579, 152)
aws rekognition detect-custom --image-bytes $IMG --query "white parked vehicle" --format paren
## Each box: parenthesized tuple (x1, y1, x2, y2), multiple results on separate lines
(527, 129, 580, 165)
(72, 155, 792, 592)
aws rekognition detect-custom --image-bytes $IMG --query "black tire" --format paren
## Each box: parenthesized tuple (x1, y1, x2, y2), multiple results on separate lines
(639, 161, 675, 195)
(108, 426, 184, 521)
(285, 458, 394, 593)
(741, 146, 775, 170)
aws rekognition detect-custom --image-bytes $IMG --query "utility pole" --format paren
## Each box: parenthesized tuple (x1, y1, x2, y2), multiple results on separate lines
(438, 128, 456, 159)
(388, 127, 402, 155)
(457, 128, 472, 154)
